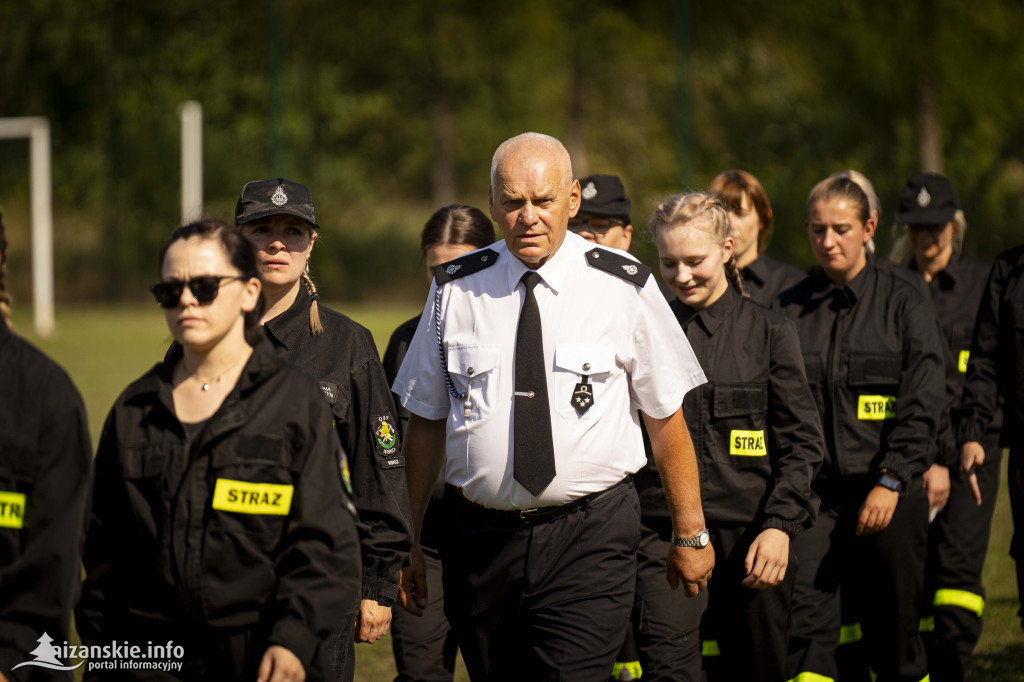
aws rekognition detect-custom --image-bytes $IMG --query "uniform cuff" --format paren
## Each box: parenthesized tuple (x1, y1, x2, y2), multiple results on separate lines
(361, 573, 400, 606)
(762, 516, 805, 537)
(955, 421, 985, 448)
(266, 618, 317, 674)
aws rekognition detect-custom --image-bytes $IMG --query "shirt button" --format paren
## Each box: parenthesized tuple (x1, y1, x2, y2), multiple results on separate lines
(583, 362, 591, 371)
(467, 367, 475, 376)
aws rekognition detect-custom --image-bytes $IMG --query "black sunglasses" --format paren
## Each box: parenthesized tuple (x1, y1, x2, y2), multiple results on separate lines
(149, 276, 247, 309)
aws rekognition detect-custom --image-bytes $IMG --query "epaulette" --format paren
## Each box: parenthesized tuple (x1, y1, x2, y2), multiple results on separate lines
(584, 248, 651, 287)
(433, 248, 499, 284)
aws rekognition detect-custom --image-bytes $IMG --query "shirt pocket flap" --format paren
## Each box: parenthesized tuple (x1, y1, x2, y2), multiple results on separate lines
(712, 383, 768, 418)
(212, 436, 292, 470)
(554, 343, 616, 375)
(802, 353, 822, 384)
(122, 446, 170, 478)
(447, 345, 500, 377)
(848, 351, 901, 387)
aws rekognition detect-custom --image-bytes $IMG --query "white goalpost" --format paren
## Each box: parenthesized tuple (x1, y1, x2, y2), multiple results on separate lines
(0, 117, 53, 337)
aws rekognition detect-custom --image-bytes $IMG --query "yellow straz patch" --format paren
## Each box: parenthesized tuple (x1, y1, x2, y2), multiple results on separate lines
(0, 492, 27, 529)
(958, 349, 970, 373)
(211, 479, 293, 516)
(729, 430, 767, 456)
(857, 395, 895, 420)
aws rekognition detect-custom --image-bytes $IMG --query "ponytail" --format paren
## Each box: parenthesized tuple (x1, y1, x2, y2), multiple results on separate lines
(301, 270, 324, 336)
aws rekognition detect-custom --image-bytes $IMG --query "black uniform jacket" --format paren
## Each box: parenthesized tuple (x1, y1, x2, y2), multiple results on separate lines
(957, 244, 1024, 448)
(263, 286, 411, 604)
(741, 253, 807, 308)
(910, 253, 1000, 465)
(638, 287, 823, 535)
(775, 255, 945, 487)
(0, 323, 92, 680)
(76, 339, 360, 675)
(382, 315, 446, 552)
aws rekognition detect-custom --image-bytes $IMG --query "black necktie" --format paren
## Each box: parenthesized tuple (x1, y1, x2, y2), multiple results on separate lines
(513, 272, 556, 495)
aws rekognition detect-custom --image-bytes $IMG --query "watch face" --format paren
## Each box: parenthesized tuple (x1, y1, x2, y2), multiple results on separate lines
(697, 529, 710, 548)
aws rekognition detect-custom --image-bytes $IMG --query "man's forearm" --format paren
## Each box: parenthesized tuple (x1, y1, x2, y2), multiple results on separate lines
(643, 407, 705, 536)
(402, 414, 447, 542)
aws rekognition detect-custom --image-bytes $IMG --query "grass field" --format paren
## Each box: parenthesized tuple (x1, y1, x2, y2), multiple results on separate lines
(9, 302, 1023, 681)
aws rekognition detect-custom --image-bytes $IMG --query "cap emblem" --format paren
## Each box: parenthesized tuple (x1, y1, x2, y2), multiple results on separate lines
(446, 264, 462, 276)
(582, 181, 597, 200)
(916, 187, 931, 208)
(271, 186, 288, 206)
(622, 264, 638, 276)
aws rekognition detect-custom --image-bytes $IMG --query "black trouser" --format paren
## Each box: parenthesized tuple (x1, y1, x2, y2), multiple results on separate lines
(632, 518, 706, 682)
(923, 443, 1002, 682)
(1011, 446, 1024, 629)
(700, 525, 796, 682)
(391, 546, 457, 682)
(789, 476, 929, 682)
(440, 481, 639, 681)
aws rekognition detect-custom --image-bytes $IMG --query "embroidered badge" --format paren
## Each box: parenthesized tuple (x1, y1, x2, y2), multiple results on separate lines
(340, 453, 353, 495)
(318, 381, 338, 405)
(582, 181, 598, 200)
(446, 264, 462, 276)
(917, 187, 931, 208)
(373, 414, 399, 456)
(622, 264, 638, 276)
(271, 185, 288, 206)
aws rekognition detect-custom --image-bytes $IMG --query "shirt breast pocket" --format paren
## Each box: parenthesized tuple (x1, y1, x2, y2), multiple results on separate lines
(0, 458, 33, 564)
(848, 351, 900, 422)
(553, 343, 617, 420)
(121, 445, 170, 541)
(208, 437, 296, 546)
(447, 345, 501, 421)
(710, 383, 769, 467)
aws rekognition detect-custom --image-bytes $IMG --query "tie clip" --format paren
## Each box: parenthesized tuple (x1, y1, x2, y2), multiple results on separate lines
(514, 391, 536, 398)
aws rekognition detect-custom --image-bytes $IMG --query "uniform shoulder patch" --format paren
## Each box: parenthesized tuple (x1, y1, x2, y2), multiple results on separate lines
(584, 248, 651, 287)
(371, 413, 400, 457)
(434, 248, 499, 284)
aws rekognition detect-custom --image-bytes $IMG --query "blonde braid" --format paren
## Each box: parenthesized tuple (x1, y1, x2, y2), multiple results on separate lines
(723, 252, 747, 297)
(301, 270, 324, 336)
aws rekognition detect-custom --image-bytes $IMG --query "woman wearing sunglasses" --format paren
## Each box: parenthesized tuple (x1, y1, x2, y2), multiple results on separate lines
(77, 220, 360, 682)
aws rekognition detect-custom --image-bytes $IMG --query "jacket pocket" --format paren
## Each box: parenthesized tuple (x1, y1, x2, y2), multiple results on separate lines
(553, 343, 617, 420)
(209, 437, 296, 544)
(710, 383, 770, 463)
(0, 460, 33, 564)
(848, 351, 900, 421)
(120, 445, 170, 541)
(447, 344, 501, 421)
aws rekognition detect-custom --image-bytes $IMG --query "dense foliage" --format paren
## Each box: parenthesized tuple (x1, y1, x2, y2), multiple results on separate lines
(1, 0, 1022, 303)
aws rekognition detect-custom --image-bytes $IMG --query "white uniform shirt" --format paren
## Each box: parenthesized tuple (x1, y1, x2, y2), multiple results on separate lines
(393, 231, 706, 509)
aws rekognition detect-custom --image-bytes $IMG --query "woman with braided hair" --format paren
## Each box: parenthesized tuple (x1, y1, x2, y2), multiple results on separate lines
(235, 179, 411, 681)
(631, 192, 823, 681)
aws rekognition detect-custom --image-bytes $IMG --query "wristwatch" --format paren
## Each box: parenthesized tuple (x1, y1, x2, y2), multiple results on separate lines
(876, 469, 905, 494)
(671, 528, 710, 549)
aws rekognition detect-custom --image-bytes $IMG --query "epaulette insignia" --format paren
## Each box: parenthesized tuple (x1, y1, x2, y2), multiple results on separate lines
(434, 248, 499, 284)
(584, 248, 651, 287)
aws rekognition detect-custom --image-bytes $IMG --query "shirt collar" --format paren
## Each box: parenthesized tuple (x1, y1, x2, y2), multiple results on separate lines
(806, 254, 875, 306)
(504, 230, 581, 295)
(262, 285, 312, 351)
(910, 251, 963, 290)
(672, 284, 740, 336)
(740, 255, 768, 287)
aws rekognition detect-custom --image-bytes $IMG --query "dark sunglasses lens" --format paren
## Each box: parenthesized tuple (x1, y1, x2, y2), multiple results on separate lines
(188, 276, 222, 303)
(151, 282, 184, 308)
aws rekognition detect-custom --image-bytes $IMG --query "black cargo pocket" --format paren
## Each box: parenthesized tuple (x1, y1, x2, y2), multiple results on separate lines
(802, 354, 822, 385)
(711, 383, 769, 465)
(121, 446, 170, 541)
(848, 352, 901, 387)
(0, 459, 33, 563)
(209, 437, 294, 547)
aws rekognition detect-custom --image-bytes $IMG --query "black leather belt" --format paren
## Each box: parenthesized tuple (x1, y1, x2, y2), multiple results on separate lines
(446, 476, 633, 526)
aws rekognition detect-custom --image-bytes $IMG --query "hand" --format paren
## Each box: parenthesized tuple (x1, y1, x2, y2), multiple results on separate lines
(960, 441, 986, 506)
(666, 543, 715, 597)
(257, 645, 305, 682)
(741, 528, 789, 589)
(398, 545, 428, 617)
(856, 486, 900, 536)
(354, 598, 393, 643)
(923, 463, 951, 512)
